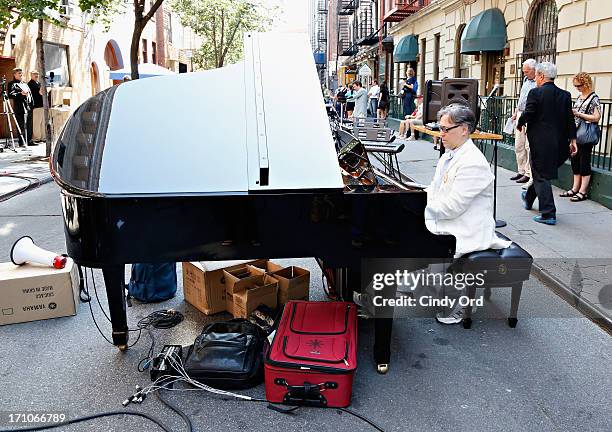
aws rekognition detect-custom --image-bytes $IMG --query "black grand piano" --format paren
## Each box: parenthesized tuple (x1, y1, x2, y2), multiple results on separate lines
(50, 33, 455, 373)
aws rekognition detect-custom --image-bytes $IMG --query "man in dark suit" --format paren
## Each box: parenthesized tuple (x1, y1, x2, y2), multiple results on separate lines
(517, 62, 577, 225)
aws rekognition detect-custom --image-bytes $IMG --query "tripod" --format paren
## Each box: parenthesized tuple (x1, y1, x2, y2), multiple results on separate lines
(1, 88, 26, 153)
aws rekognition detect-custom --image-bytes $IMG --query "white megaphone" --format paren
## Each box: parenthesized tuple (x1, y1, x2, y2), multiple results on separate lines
(10, 236, 67, 269)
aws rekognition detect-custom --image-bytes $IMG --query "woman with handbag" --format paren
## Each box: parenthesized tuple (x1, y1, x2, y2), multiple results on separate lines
(560, 72, 601, 202)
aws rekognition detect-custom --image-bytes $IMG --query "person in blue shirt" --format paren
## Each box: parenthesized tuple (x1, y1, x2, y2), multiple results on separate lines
(401, 68, 418, 117)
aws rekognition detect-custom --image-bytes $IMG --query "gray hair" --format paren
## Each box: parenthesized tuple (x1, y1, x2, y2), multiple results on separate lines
(437, 103, 476, 133)
(536, 62, 557, 80)
(522, 58, 537, 70)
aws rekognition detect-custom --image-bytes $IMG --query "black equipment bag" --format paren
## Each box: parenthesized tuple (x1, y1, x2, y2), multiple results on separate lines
(184, 320, 268, 390)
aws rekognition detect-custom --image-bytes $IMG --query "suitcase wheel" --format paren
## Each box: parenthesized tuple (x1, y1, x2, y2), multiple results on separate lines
(377, 364, 389, 374)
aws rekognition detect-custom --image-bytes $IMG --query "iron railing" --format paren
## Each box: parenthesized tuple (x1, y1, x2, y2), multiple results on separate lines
(389, 95, 612, 172)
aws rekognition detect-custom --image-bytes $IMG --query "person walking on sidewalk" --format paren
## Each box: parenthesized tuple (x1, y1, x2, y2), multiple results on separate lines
(377, 81, 389, 119)
(560, 72, 601, 203)
(517, 62, 577, 225)
(349, 80, 368, 119)
(510, 59, 537, 186)
(368, 80, 380, 118)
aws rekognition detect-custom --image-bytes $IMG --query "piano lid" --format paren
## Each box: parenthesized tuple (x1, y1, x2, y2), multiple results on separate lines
(51, 32, 343, 196)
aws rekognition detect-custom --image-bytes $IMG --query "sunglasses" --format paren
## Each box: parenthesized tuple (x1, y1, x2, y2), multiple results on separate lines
(574, 83, 584, 88)
(439, 124, 463, 133)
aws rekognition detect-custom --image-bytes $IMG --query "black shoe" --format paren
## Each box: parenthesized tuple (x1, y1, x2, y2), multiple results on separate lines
(27, 142, 38, 146)
(516, 175, 530, 183)
(510, 173, 523, 181)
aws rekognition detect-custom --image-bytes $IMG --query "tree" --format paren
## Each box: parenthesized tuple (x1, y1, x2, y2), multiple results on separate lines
(171, 0, 277, 70)
(82, 0, 166, 80)
(0, 1, 107, 157)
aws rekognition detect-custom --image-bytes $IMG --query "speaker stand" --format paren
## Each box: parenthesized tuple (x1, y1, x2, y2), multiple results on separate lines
(481, 92, 506, 229)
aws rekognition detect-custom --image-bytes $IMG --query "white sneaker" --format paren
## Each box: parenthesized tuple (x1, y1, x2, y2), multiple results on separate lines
(435, 304, 465, 325)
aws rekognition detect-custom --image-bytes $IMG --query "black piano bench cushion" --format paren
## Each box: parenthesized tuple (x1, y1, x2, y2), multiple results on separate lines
(453, 235, 533, 287)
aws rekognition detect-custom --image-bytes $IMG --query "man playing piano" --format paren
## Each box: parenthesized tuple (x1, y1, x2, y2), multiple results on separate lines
(425, 104, 511, 324)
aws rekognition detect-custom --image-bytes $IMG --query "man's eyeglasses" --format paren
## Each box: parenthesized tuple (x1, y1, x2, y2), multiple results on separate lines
(439, 124, 463, 133)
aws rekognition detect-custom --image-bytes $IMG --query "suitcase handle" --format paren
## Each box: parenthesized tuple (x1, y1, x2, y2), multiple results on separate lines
(282, 336, 350, 365)
(273, 379, 337, 408)
(289, 303, 351, 335)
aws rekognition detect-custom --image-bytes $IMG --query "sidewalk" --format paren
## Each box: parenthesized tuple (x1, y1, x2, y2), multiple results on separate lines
(393, 136, 612, 328)
(0, 143, 52, 199)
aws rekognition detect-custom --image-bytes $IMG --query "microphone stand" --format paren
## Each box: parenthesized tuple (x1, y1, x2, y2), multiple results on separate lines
(481, 85, 506, 228)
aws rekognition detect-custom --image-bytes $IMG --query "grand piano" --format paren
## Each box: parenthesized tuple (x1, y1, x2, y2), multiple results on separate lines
(51, 33, 455, 373)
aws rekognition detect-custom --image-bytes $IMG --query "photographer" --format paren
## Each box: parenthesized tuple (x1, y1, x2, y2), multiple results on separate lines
(8, 68, 34, 146)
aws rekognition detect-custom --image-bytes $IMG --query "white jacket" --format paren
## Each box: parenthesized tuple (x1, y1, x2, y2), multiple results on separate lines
(425, 139, 511, 258)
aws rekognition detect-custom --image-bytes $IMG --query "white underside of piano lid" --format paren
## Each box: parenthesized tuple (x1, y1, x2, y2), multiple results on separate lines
(97, 32, 343, 195)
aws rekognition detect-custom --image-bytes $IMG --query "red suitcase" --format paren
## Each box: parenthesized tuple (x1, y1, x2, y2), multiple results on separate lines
(265, 301, 357, 408)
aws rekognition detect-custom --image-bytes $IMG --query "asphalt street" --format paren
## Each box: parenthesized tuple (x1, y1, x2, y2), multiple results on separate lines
(0, 183, 611, 432)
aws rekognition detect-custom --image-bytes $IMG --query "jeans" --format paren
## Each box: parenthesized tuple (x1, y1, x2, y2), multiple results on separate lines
(369, 98, 378, 117)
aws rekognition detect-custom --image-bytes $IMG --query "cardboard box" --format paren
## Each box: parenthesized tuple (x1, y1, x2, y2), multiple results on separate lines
(223, 266, 263, 296)
(182, 259, 268, 315)
(232, 274, 278, 319)
(0, 260, 79, 326)
(247, 264, 310, 305)
(271, 266, 310, 304)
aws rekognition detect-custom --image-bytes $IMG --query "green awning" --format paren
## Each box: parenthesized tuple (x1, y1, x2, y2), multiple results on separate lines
(393, 35, 418, 63)
(461, 8, 507, 54)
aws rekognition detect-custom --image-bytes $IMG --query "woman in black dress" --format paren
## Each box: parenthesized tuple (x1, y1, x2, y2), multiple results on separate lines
(377, 81, 390, 119)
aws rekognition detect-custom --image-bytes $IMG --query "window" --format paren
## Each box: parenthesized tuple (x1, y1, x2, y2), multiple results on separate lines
(43, 42, 70, 87)
(152, 42, 157, 65)
(433, 33, 440, 80)
(420, 38, 426, 95)
(516, 0, 558, 94)
(454, 24, 470, 78)
(142, 39, 148, 63)
(165, 12, 173, 44)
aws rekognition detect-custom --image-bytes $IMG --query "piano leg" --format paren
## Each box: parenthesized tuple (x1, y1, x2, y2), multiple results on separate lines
(333, 266, 395, 374)
(374, 282, 397, 374)
(102, 265, 129, 350)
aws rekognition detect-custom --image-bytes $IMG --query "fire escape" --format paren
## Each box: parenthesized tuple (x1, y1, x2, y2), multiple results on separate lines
(316, 0, 328, 84)
(383, 0, 430, 23)
(356, 1, 376, 47)
(337, 0, 358, 57)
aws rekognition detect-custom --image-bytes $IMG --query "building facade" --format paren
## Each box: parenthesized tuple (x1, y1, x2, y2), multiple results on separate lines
(324, 0, 611, 99)
(0, 2, 200, 126)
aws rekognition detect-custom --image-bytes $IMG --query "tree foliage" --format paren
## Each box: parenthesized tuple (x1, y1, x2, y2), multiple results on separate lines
(171, 0, 277, 69)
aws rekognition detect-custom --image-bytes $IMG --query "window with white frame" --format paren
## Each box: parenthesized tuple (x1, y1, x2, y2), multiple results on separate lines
(44, 42, 71, 87)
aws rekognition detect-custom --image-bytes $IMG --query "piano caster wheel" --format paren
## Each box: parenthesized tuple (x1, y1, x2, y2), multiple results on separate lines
(508, 317, 518, 328)
(462, 318, 472, 329)
(377, 364, 389, 374)
(118, 344, 128, 352)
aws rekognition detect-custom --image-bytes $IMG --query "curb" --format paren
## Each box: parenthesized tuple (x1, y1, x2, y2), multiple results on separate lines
(0, 174, 54, 201)
(531, 262, 612, 334)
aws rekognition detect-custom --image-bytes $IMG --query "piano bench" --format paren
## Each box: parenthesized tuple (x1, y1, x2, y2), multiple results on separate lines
(451, 234, 533, 329)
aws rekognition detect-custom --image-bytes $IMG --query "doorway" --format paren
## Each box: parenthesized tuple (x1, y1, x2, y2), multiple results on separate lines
(482, 51, 505, 95)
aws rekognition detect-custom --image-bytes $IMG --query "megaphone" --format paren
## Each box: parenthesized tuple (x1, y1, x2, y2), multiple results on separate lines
(10, 236, 67, 269)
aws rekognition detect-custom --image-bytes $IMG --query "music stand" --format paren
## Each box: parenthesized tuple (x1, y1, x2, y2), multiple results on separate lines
(481, 85, 506, 228)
